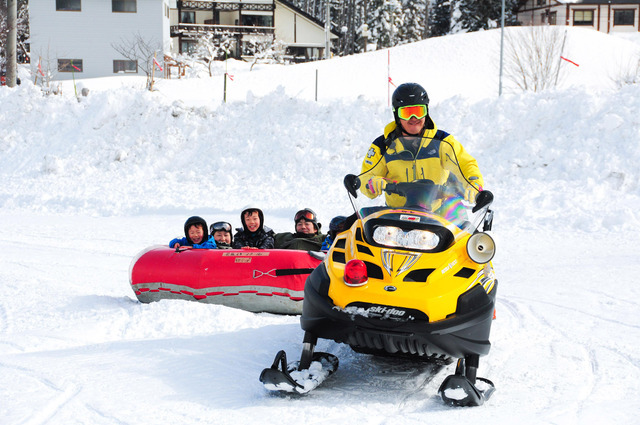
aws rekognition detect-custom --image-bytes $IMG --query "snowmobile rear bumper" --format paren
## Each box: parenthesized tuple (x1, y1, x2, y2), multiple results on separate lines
(300, 265, 497, 360)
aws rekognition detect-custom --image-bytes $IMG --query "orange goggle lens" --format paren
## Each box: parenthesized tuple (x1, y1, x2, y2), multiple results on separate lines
(397, 104, 427, 120)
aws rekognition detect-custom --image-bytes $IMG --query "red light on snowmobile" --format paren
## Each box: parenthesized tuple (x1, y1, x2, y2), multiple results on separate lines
(344, 260, 368, 287)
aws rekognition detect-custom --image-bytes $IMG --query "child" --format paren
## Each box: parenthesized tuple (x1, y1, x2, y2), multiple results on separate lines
(232, 207, 275, 249)
(170, 216, 217, 249)
(210, 221, 233, 249)
(274, 208, 325, 251)
(321, 215, 348, 251)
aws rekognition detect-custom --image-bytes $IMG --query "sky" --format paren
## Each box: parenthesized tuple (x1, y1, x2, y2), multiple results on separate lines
(1, 26, 640, 424)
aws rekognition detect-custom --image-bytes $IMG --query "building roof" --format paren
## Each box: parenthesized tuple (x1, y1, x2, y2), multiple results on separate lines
(277, 0, 340, 37)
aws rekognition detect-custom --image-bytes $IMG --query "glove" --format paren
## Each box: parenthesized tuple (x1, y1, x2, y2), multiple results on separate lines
(464, 181, 482, 203)
(366, 176, 387, 197)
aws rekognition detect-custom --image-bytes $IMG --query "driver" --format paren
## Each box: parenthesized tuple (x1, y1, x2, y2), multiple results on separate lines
(359, 83, 485, 208)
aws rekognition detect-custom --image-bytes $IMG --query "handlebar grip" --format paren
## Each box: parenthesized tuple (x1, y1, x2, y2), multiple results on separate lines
(384, 182, 397, 194)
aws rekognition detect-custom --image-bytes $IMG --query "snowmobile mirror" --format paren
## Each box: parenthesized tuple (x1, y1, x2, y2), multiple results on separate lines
(344, 174, 360, 198)
(472, 190, 494, 213)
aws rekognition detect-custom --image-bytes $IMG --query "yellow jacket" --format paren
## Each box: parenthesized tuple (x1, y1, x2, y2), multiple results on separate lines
(359, 121, 484, 207)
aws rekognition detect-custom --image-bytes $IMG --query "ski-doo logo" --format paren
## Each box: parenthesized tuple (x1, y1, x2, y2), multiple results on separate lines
(367, 305, 406, 317)
(441, 259, 458, 274)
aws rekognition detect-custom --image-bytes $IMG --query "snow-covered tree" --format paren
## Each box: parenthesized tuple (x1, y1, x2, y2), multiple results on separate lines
(429, 0, 451, 37)
(454, 0, 520, 33)
(400, 0, 427, 44)
(369, 0, 404, 49)
(0, 0, 29, 67)
(190, 32, 235, 76)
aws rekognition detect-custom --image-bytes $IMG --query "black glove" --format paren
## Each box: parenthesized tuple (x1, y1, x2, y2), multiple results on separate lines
(344, 174, 361, 197)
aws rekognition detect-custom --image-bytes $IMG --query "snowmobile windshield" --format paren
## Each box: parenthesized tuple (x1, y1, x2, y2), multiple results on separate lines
(348, 137, 491, 236)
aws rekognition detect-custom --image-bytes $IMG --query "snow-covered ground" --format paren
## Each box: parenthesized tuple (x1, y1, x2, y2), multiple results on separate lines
(1, 26, 640, 424)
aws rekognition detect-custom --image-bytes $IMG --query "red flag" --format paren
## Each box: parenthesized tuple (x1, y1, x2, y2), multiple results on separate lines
(388, 76, 396, 87)
(226, 72, 234, 81)
(37, 61, 45, 77)
(72, 64, 81, 72)
(560, 56, 579, 67)
(153, 57, 163, 71)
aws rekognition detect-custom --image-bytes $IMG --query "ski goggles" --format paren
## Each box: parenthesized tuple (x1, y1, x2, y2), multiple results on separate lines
(294, 209, 316, 222)
(210, 221, 232, 233)
(396, 104, 428, 121)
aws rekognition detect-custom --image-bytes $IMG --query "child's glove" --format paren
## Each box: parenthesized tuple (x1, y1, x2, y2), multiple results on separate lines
(366, 176, 387, 196)
(464, 181, 482, 203)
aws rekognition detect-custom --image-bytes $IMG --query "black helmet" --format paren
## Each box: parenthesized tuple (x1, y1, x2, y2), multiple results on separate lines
(391, 83, 431, 133)
(294, 208, 321, 232)
(210, 221, 233, 245)
(392, 83, 429, 110)
(329, 216, 347, 232)
(183, 216, 208, 245)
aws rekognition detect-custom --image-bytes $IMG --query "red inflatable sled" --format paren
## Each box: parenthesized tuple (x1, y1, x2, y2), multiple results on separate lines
(129, 246, 324, 315)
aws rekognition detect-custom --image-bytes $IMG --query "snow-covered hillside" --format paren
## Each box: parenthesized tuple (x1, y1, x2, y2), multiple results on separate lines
(1, 27, 639, 424)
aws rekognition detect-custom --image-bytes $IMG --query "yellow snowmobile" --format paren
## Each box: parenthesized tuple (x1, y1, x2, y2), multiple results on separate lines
(261, 171, 497, 407)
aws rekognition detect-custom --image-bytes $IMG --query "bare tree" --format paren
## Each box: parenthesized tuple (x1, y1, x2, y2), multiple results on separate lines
(111, 32, 163, 90)
(610, 53, 640, 88)
(504, 26, 566, 92)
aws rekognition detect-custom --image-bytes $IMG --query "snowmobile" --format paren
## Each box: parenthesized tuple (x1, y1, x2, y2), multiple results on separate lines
(260, 155, 497, 406)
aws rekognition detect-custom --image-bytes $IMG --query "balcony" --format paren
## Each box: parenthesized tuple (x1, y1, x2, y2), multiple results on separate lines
(170, 23, 275, 37)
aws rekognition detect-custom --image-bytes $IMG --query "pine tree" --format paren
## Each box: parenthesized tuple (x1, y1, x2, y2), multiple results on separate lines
(400, 0, 427, 44)
(369, 0, 404, 49)
(454, 0, 520, 33)
(429, 0, 451, 37)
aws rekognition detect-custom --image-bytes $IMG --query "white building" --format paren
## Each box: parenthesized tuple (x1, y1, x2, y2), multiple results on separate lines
(28, 0, 338, 81)
(29, 0, 171, 80)
(517, 0, 640, 33)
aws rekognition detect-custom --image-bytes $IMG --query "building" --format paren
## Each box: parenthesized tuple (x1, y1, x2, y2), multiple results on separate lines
(172, 0, 338, 61)
(517, 0, 640, 33)
(29, 0, 171, 80)
(28, 0, 338, 81)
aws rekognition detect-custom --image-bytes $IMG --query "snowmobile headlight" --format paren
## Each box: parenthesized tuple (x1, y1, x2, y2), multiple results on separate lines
(344, 259, 368, 286)
(373, 226, 440, 250)
(466, 232, 495, 264)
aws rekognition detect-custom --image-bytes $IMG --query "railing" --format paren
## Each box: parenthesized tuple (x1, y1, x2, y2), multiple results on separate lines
(178, 1, 274, 12)
(170, 23, 275, 36)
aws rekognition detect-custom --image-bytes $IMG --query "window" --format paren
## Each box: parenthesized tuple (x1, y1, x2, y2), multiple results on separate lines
(548, 11, 557, 25)
(113, 60, 137, 73)
(536, 0, 545, 6)
(181, 11, 195, 24)
(56, 0, 81, 11)
(181, 40, 197, 54)
(112, 0, 136, 13)
(614, 9, 635, 26)
(241, 14, 273, 27)
(58, 59, 83, 73)
(573, 10, 594, 26)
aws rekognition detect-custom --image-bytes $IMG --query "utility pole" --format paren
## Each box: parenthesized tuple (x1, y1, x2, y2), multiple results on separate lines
(498, 0, 505, 96)
(324, 0, 330, 59)
(6, 0, 17, 87)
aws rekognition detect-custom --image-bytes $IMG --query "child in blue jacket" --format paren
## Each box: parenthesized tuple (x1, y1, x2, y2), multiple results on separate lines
(170, 216, 217, 249)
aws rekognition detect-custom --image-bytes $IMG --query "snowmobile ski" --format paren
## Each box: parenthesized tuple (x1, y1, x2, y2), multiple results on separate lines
(438, 357, 496, 406)
(260, 350, 339, 394)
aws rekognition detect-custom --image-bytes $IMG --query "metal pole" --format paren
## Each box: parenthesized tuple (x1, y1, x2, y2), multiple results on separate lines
(498, 0, 505, 96)
(7, 0, 18, 87)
